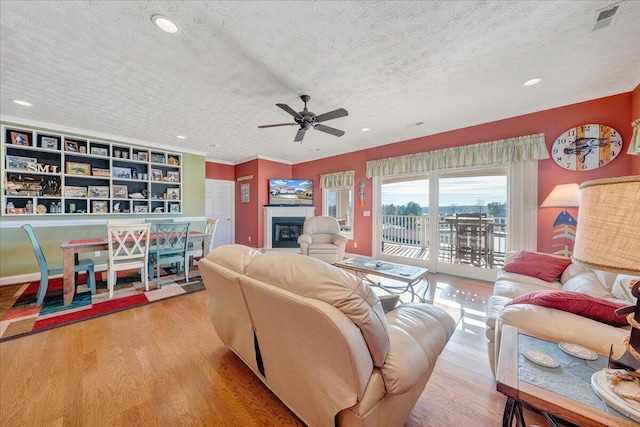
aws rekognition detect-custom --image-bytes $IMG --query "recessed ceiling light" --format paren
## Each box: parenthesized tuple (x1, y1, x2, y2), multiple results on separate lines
(11, 99, 32, 106)
(361, 127, 371, 132)
(310, 148, 321, 152)
(176, 135, 186, 139)
(151, 15, 178, 33)
(210, 144, 221, 148)
(523, 77, 543, 87)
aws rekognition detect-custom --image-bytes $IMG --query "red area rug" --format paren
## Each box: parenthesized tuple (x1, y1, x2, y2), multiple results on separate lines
(0, 266, 204, 342)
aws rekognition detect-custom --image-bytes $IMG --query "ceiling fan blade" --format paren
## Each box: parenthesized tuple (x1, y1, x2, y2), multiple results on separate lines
(257, 123, 297, 128)
(294, 128, 307, 142)
(276, 103, 303, 120)
(314, 124, 345, 137)
(315, 108, 348, 123)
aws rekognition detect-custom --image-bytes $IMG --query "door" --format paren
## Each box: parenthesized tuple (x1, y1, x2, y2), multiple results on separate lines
(374, 166, 508, 281)
(205, 179, 234, 247)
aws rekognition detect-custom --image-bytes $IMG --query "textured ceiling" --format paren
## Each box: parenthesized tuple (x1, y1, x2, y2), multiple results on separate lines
(1, 1, 639, 165)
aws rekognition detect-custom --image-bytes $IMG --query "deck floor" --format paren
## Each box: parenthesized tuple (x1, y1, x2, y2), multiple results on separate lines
(381, 242, 505, 266)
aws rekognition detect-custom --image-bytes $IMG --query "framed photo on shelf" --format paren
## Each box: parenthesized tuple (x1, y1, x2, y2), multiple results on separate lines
(166, 188, 180, 200)
(112, 185, 128, 199)
(39, 135, 60, 150)
(66, 161, 91, 176)
(65, 186, 88, 198)
(134, 205, 149, 213)
(136, 152, 149, 161)
(64, 140, 79, 152)
(9, 130, 31, 146)
(92, 168, 110, 177)
(90, 146, 108, 156)
(166, 171, 180, 182)
(170, 204, 180, 213)
(6, 155, 37, 171)
(112, 166, 132, 179)
(88, 186, 109, 198)
(92, 201, 108, 213)
(150, 168, 163, 181)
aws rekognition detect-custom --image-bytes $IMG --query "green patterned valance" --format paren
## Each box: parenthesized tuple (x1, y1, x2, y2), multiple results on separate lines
(366, 133, 548, 178)
(320, 170, 355, 188)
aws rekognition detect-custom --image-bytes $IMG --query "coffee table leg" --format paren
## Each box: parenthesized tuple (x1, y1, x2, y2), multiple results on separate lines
(503, 397, 527, 427)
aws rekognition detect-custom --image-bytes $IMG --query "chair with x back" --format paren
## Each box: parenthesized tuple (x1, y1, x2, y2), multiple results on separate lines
(148, 221, 191, 286)
(22, 224, 97, 305)
(106, 222, 151, 298)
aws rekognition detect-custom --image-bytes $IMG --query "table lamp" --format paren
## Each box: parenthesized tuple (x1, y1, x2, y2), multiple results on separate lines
(541, 183, 580, 257)
(572, 176, 640, 410)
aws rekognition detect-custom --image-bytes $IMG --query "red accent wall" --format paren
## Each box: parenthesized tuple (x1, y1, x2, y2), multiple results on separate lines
(205, 161, 235, 181)
(207, 92, 638, 255)
(294, 92, 636, 256)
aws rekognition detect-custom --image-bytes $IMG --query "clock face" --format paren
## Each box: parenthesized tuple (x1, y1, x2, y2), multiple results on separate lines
(551, 124, 623, 171)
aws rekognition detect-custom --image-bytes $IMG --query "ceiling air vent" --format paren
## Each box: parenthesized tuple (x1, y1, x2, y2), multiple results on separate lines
(593, 1, 624, 31)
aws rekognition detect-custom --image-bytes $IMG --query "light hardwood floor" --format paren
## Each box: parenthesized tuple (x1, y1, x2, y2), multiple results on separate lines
(0, 273, 549, 426)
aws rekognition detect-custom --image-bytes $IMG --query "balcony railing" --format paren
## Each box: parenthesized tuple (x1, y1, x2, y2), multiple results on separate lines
(381, 214, 507, 267)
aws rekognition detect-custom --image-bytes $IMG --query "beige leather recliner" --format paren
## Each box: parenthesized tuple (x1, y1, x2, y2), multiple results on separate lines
(297, 216, 348, 264)
(198, 244, 456, 427)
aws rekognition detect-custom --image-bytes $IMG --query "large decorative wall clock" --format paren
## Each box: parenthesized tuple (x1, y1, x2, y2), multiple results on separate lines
(551, 124, 623, 171)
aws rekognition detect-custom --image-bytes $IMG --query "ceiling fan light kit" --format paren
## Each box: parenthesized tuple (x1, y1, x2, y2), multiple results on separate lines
(258, 95, 348, 143)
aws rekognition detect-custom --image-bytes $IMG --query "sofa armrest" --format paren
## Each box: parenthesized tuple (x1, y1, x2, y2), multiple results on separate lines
(381, 303, 456, 394)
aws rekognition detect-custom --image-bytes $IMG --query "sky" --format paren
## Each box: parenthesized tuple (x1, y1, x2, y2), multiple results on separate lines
(381, 176, 507, 207)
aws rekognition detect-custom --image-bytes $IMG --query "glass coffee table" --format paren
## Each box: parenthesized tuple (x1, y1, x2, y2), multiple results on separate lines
(496, 325, 637, 427)
(335, 257, 429, 302)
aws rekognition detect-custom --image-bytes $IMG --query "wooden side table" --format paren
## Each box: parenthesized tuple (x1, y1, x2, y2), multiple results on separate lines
(496, 325, 637, 427)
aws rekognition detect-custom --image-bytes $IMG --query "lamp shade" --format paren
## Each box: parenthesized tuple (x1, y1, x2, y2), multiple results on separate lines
(540, 183, 580, 207)
(572, 176, 640, 274)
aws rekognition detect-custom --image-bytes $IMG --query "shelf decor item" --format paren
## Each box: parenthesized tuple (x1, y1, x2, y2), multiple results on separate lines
(170, 204, 180, 213)
(151, 153, 165, 164)
(66, 161, 91, 175)
(39, 135, 60, 150)
(6, 155, 37, 171)
(9, 130, 31, 146)
(65, 186, 88, 198)
(92, 168, 110, 177)
(90, 146, 108, 156)
(166, 171, 180, 182)
(112, 185, 128, 199)
(92, 201, 108, 213)
(137, 152, 148, 161)
(151, 169, 162, 181)
(88, 186, 109, 198)
(64, 140, 79, 152)
(166, 188, 180, 200)
(112, 166, 132, 179)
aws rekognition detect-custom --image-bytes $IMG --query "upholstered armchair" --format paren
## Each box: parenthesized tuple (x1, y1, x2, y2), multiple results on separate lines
(297, 216, 348, 264)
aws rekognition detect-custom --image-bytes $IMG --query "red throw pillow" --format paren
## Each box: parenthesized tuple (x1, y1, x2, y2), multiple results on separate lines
(502, 251, 572, 282)
(506, 290, 629, 326)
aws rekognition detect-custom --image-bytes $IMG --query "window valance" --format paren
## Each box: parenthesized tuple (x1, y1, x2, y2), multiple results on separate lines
(320, 170, 355, 188)
(365, 133, 548, 178)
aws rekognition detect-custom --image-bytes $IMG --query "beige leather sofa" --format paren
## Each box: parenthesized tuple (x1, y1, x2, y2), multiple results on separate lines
(297, 216, 348, 264)
(486, 251, 636, 376)
(199, 244, 456, 427)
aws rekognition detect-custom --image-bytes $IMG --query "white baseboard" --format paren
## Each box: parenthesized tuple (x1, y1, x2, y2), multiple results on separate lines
(0, 263, 108, 286)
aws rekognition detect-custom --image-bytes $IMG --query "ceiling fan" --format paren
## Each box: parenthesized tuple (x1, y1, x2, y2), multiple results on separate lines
(258, 95, 348, 143)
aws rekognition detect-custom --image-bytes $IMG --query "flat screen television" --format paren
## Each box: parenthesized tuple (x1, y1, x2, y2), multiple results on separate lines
(268, 179, 314, 206)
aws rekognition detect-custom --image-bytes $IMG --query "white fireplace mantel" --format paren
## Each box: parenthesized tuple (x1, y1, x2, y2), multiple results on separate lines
(264, 206, 315, 249)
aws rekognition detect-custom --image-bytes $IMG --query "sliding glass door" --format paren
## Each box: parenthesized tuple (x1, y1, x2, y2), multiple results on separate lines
(375, 165, 509, 281)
